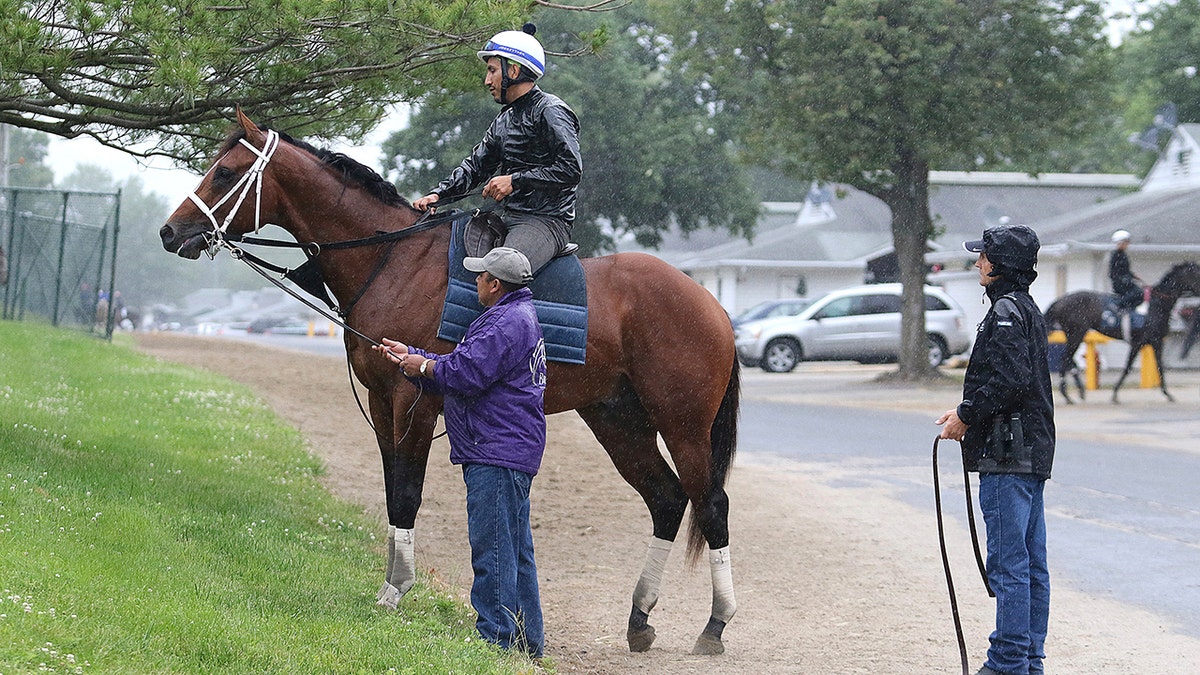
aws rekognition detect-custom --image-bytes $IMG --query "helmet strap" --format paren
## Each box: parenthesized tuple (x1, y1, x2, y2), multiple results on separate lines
(499, 57, 513, 104)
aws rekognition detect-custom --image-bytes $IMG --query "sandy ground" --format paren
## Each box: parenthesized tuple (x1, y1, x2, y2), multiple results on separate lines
(133, 333, 1200, 674)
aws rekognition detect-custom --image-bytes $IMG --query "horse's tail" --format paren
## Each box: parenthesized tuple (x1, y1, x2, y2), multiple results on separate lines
(1043, 296, 1064, 333)
(687, 358, 741, 564)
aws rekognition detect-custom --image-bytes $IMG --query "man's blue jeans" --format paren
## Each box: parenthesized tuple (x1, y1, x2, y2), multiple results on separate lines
(463, 463, 543, 657)
(980, 474, 1050, 675)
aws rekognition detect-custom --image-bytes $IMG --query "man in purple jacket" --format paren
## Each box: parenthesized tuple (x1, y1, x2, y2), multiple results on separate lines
(375, 246, 548, 657)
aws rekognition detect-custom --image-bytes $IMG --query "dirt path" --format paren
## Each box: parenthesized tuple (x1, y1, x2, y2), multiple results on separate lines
(134, 333, 1200, 674)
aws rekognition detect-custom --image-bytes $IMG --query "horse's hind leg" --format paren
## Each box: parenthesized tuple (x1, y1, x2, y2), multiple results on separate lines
(1111, 344, 1142, 403)
(658, 430, 735, 656)
(577, 395, 689, 653)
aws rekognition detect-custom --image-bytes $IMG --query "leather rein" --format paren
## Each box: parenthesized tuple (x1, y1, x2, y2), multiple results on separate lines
(932, 437, 994, 675)
(187, 127, 487, 346)
(185, 133, 484, 442)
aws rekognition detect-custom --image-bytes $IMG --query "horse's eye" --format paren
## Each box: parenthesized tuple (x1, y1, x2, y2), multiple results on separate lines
(212, 166, 238, 187)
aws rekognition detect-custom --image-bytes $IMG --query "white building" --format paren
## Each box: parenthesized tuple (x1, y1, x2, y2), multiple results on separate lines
(634, 125, 1200, 367)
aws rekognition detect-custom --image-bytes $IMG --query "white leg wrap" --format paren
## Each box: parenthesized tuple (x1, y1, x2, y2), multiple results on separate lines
(376, 527, 415, 610)
(632, 536, 674, 615)
(708, 546, 737, 623)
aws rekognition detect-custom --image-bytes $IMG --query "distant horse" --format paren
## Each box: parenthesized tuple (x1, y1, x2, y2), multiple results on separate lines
(159, 111, 740, 655)
(1044, 261, 1200, 403)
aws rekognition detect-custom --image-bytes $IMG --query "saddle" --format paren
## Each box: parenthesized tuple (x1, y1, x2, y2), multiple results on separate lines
(1100, 294, 1146, 339)
(440, 213, 589, 364)
(463, 211, 579, 263)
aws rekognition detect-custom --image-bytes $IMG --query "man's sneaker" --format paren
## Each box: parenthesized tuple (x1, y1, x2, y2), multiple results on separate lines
(975, 667, 1005, 675)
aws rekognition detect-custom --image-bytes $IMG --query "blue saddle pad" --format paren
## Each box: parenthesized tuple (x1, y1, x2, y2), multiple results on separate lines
(438, 214, 588, 364)
(1100, 296, 1145, 333)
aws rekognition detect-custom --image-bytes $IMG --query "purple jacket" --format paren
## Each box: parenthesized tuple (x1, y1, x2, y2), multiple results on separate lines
(409, 288, 547, 475)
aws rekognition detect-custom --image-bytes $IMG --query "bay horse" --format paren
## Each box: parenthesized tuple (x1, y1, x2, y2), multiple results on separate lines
(159, 111, 740, 655)
(1044, 261, 1200, 404)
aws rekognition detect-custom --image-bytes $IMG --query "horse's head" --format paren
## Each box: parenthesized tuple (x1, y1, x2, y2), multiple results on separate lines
(160, 110, 286, 259)
(1156, 261, 1200, 298)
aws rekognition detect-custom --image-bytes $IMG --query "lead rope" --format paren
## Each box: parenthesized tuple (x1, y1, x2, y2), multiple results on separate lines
(232, 243, 446, 443)
(186, 129, 450, 444)
(932, 437, 994, 675)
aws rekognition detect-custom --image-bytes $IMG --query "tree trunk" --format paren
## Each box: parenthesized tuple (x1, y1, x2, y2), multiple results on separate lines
(882, 150, 936, 379)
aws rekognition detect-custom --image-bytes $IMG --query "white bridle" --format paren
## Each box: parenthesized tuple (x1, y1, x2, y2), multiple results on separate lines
(186, 129, 281, 256)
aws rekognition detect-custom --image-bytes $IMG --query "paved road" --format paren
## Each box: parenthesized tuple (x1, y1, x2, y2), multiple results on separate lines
(737, 364, 1200, 639)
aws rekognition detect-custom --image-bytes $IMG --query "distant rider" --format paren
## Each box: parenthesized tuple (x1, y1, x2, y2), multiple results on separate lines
(1108, 229, 1143, 313)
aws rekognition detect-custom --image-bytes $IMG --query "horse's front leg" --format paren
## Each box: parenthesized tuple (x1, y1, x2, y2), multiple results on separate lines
(371, 386, 440, 609)
(1111, 343, 1141, 403)
(1154, 342, 1175, 402)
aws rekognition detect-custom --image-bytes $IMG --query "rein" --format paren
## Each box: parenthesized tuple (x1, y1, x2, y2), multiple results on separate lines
(185, 134, 474, 444)
(932, 436, 994, 675)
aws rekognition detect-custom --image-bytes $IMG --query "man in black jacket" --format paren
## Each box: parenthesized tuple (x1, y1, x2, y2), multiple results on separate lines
(937, 223, 1056, 675)
(413, 23, 582, 275)
(1108, 229, 1143, 314)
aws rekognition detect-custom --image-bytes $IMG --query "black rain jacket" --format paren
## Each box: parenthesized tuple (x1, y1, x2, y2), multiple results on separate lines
(1109, 249, 1138, 295)
(432, 87, 582, 223)
(957, 276, 1056, 479)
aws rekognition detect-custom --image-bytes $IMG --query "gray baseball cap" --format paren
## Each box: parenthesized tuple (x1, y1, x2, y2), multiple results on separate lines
(463, 246, 533, 285)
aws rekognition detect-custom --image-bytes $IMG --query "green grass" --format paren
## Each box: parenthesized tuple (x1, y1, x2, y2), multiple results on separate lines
(0, 321, 544, 675)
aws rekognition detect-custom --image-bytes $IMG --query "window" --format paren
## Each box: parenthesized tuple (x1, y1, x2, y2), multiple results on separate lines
(814, 297, 857, 319)
(859, 294, 901, 315)
(924, 294, 951, 311)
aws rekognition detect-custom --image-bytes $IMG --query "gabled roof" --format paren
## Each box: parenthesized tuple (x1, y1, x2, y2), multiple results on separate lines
(1141, 124, 1200, 192)
(646, 172, 1137, 267)
(1035, 186, 1200, 251)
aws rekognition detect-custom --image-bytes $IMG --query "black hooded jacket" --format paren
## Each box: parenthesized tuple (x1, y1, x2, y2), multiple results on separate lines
(1109, 248, 1138, 295)
(957, 274, 1056, 479)
(432, 87, 582, 223)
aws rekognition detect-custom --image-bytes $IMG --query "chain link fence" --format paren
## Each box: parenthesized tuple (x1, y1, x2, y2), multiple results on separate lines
(1, 187, 121, 339)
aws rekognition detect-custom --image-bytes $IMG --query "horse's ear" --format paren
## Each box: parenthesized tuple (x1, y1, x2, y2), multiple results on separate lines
(236, 107, 264, 143)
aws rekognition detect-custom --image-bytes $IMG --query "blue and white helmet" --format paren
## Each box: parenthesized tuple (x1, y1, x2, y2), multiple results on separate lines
(478, 24, 546, 79)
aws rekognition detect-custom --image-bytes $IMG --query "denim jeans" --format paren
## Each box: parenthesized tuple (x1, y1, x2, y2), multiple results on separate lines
(463, 463, 543, 657)
(980, 473, 1050, 675)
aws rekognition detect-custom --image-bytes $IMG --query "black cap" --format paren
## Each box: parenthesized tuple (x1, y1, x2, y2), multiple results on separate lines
(963, 224, 1040, 271)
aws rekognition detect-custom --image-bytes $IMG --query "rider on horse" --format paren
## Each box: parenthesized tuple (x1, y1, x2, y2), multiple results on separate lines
(1108, 229, 1143, 313)
(412, 23, 583, 275)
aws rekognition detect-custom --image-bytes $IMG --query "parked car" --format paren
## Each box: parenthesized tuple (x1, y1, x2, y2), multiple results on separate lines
(731, 298, 812, 329)
(247, 316, 309, 334)
(734, 283, 971, 372)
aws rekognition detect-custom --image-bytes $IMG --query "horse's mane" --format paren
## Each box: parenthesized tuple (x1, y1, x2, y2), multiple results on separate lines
(219, 128, 413, 209)
(1160, 260, 1200, 285)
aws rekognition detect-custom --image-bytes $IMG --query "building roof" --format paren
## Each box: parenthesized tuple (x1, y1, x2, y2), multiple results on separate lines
(645, 171, 1138, 268)
(1035, 186, 1200, 253)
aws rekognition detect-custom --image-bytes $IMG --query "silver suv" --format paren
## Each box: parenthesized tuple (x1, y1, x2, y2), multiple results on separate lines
(734, 284, 971, 372)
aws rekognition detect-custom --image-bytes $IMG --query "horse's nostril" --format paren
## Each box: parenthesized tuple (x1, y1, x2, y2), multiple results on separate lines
(159, 224, 173, 241)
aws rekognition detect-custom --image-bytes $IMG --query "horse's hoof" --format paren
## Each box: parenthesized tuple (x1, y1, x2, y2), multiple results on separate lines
(376, 582, 401, 610)
(627, 625, 656, 652)
(691, 633, 724, 655)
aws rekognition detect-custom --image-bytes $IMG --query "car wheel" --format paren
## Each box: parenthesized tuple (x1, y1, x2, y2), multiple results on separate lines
(927, 334, 949, 367)
(761, 338, 802, 373)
